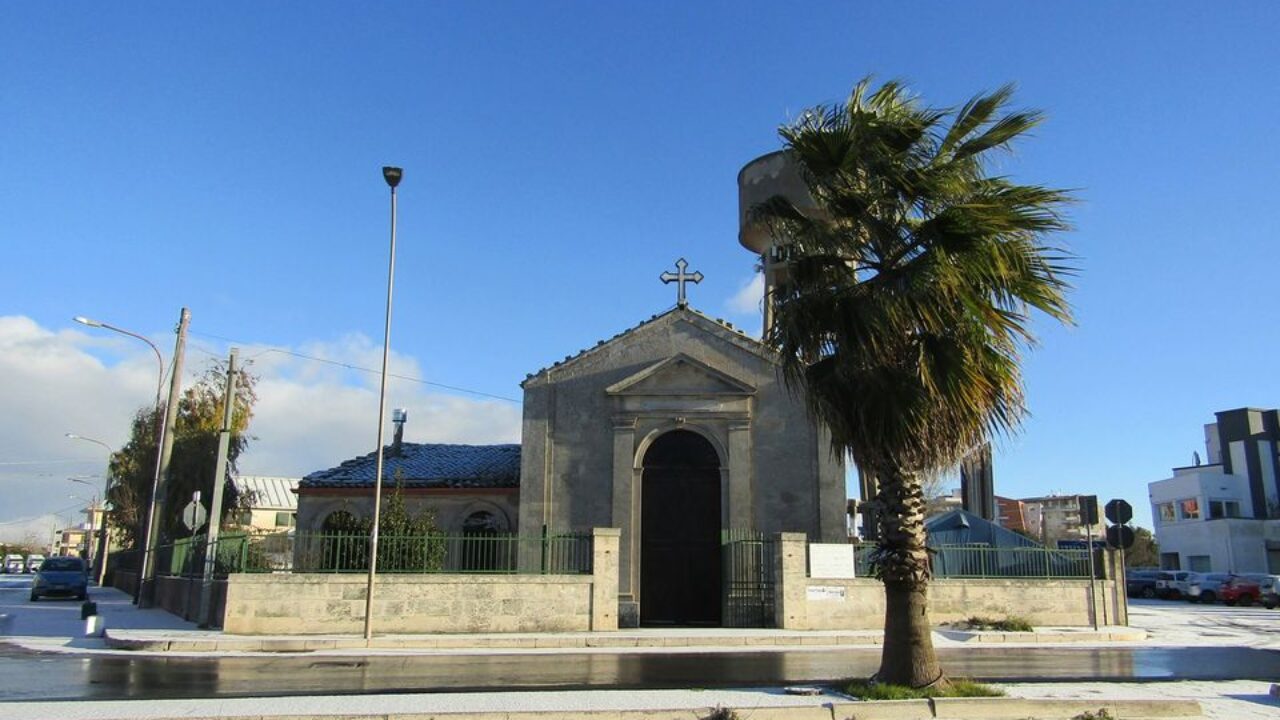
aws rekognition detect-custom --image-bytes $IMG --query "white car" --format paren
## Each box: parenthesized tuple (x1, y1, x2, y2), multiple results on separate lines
(24, 554, 45, 573)
(2, 554, 23, 574)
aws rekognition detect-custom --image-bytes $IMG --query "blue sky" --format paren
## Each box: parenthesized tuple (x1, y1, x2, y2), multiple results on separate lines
(2, 2, 1278, 534)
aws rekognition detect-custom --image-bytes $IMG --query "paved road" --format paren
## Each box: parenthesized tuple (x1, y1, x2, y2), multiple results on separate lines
(3, 643, 1280, 701)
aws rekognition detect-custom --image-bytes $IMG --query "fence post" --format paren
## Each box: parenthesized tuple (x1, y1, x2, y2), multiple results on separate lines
(773, 533, 808, 629)
(589, 528, 619, 631)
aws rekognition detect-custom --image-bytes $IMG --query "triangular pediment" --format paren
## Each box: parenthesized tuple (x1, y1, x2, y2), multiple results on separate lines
(606, 353, 755, 397)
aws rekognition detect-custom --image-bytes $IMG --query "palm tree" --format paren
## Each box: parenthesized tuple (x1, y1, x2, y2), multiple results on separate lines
(754, 78, 1074, 688)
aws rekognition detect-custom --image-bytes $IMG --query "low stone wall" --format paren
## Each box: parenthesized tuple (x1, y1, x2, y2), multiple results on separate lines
(775, 533, 1127, 630)
(222, 527, 619, 635)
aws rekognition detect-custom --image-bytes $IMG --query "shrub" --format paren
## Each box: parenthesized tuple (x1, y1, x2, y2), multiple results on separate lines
(963, 615, 1034, 632)
(845, 678, 1004, 699)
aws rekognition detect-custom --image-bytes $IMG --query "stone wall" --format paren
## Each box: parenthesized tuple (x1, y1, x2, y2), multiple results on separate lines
(774, 533, 1128, 630)
(222, 528, 619, 635)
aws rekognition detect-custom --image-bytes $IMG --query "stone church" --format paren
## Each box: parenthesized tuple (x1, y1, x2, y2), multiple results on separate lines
(296, 152, 848, 627)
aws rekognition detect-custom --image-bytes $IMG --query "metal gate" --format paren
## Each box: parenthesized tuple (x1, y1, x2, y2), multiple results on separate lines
(721, 529, 777, 628)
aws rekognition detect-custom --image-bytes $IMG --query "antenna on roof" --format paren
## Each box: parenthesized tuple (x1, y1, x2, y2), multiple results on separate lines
(1193, 451, 1201, 467)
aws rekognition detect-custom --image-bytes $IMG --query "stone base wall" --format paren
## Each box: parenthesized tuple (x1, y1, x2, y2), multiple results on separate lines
(791, 577, 1122, 629)
(775, 533, 1127, 630)
(221, 528, 620, 635)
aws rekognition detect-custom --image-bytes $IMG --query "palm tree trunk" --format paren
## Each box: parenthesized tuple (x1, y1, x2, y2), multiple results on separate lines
(874, 466, 946, 688)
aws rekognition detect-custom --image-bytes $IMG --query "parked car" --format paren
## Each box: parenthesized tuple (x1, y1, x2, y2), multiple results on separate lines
(29, 556, 88, 601)
(24, 554, 45, 573)
(1126, 570, 1160, 598)
(1261, 578, 1280, 609)
(1155, 570, 1194, 599)
(1218, 575, 1262, 606)
(1186, 573, 1233, 603)
(2, 554, 23, 574)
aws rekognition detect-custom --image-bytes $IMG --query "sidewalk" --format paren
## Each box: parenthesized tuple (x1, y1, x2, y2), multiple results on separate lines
(2, 583, 1146, 656)
(3, 584, 1275, 718)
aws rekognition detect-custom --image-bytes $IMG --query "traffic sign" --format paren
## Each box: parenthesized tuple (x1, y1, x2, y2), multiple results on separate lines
(1078, 495, 1099, 525)
(1105, 498, 1133, 525)
(181, 496, 207, 531)
(1106, 524, 1135, 549)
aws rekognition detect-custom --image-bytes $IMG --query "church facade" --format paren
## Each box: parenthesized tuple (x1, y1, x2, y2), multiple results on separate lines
(517, 305, 846, 626)
(295, 302, 847, 627)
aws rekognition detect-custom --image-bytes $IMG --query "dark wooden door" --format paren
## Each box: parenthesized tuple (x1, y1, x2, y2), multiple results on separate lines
(640, 430, 722, 626)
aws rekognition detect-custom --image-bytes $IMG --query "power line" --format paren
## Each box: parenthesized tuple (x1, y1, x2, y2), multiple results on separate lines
(0, 459, 100, 467)
(187, 330, 520, 404)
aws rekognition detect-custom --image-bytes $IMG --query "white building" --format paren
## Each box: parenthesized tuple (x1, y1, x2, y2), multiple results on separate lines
(1149, 408, 1280, 573)
(232, 476, 300, 534)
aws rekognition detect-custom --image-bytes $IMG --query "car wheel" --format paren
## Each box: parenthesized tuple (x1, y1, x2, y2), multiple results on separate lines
(1142, 587, 1156, 599)
(1202, 591, 1216, 604)
(1265, 600, 1277, 610)
(28, 592, 37, 602)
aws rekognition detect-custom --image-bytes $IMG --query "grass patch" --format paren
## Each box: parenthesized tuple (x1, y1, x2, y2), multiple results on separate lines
(845, 678, 1004, 700)
(962, 615, 1034, 632)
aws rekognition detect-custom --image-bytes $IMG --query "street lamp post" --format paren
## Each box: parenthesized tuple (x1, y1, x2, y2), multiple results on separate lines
(363, 165, 402, 642)
(68, 477, 98, 569)
(66, 433, 114, 585)
(73, 312, 180, 605)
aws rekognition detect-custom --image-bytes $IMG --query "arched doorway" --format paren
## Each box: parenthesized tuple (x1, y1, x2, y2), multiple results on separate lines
(640, 429, 722, 625)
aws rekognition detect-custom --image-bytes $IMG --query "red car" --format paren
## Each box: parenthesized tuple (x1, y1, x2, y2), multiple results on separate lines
(1219, 576, 1262, 606)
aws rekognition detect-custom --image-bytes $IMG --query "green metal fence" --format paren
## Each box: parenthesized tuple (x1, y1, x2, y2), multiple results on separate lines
(152, 530, 593, 577)
(721, 529, 777, 628)
(851, 542, 1095, 579)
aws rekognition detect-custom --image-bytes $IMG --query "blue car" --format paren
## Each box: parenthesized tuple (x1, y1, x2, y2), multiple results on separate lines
(29, 556, 88, 601)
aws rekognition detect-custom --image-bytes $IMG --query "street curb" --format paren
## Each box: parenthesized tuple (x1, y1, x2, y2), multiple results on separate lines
(53, 697, 1203, 719)
(102, 626, 1148, 653)
(102, 630, 888, 653)
(936, 628, 1148, 643)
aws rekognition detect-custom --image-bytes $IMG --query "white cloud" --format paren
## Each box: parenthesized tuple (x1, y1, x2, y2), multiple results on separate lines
(0, 316, 521, 537)
(727, 273, 765, 315)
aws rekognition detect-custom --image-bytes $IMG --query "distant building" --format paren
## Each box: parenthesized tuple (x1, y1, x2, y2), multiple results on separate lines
(995, 496, 1029, 534)
(1149, 408, 1280, 573)
(1012, 494, 1103, 548)
(53, 525, 90, 557)
(926, 488, 964, 517)
(232, 476, 301, 534)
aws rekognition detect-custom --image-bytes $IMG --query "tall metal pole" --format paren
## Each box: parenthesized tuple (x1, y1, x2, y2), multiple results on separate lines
(67, 434, 114, 585)
(199, 348, 238, 627)
(363, 166, 402, 641)
(71, 316, 166, 587)
(138, 307, 190, 607)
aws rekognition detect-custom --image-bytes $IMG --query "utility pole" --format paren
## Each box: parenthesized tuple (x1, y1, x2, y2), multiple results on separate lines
(199, 348, 238, 627)
(137, 307, 190, 607)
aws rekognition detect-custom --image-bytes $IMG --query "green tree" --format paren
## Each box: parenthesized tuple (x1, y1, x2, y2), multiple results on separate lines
(754, 78, 1074, 687)
(105, 360, 257, 547)
(372, 470, 445, 571)
(1125, 526, 1159, 568)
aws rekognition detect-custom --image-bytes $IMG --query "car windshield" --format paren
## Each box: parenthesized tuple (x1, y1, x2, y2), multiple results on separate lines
(40, 558, 83, 572)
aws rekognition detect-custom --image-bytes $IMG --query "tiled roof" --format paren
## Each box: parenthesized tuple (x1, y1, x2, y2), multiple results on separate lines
(300, 443, 520, 490)
(233, 476, 300, 510)
(522, 305, 765, 386)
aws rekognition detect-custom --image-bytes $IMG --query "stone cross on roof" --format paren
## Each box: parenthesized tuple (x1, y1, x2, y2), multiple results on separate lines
(660, 258, 703, 308)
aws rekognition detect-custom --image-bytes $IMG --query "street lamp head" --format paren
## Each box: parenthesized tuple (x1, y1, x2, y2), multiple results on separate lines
(382, 166, 403, 188)
(73, 316, 104, 328)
